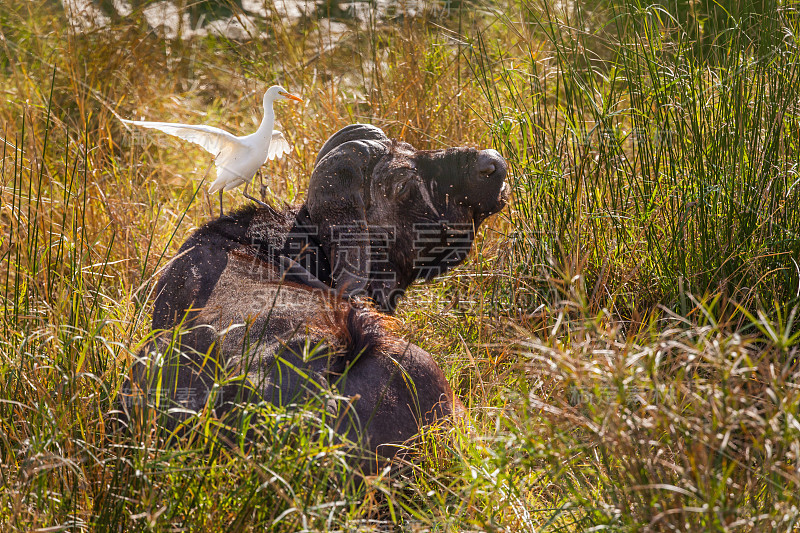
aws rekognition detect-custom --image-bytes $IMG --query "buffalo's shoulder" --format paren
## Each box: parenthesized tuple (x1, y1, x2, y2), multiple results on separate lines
(151, 205, 295, 330)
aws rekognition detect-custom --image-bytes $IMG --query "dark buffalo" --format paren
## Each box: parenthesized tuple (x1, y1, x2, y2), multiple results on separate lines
(121, 124, 508, 472)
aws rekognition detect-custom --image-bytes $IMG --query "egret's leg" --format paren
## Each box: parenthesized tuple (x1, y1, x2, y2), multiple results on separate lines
(242, 184, 269, 208)
(197, 161, 214, 218)
(219, 190, 224, 218)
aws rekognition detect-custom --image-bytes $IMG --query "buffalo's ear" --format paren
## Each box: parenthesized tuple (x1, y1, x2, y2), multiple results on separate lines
(306, 138, 388, 297)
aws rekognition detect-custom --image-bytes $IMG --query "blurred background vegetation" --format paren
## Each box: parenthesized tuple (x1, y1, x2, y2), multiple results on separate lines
(1, 0, 799, 530)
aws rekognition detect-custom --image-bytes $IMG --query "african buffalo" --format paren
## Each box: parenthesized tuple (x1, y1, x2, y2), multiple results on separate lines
(121, 124, 508, 472)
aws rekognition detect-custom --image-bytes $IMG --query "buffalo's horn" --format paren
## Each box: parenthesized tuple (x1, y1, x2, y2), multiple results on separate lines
(306, 136, 388, 298)
(313, 124, 389, 167)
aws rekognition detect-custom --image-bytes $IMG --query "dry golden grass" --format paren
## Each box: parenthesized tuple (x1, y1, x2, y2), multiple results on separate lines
(1, 0, 800, 530)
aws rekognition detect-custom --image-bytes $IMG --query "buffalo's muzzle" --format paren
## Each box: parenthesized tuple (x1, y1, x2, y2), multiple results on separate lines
(473, 149, 509, 220)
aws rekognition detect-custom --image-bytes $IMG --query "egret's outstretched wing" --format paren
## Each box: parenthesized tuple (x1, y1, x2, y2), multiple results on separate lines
(121, 119, 240, 160)
(267, 130, 291, 161)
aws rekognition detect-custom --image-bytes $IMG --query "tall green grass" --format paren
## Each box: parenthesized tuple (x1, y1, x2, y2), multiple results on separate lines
(472, 0, 800, 318)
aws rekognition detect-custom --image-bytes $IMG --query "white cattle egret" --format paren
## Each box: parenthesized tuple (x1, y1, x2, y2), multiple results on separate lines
(121, 85, 303, 216)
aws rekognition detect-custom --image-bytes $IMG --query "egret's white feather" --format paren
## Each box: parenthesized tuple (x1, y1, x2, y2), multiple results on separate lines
(267, 131, 291, 161)
(121, 85, 302, 214)
(120, 119, 238, 159)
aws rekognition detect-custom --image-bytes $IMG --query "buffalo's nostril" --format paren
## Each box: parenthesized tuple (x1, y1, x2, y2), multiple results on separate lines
(477, 149, 506, 180)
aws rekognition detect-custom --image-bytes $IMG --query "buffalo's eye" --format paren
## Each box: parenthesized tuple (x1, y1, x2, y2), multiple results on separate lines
(394, 180, 412, 199)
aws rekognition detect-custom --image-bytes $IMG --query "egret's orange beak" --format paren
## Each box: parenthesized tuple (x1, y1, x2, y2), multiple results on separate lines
(281, 91, 303, 103)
